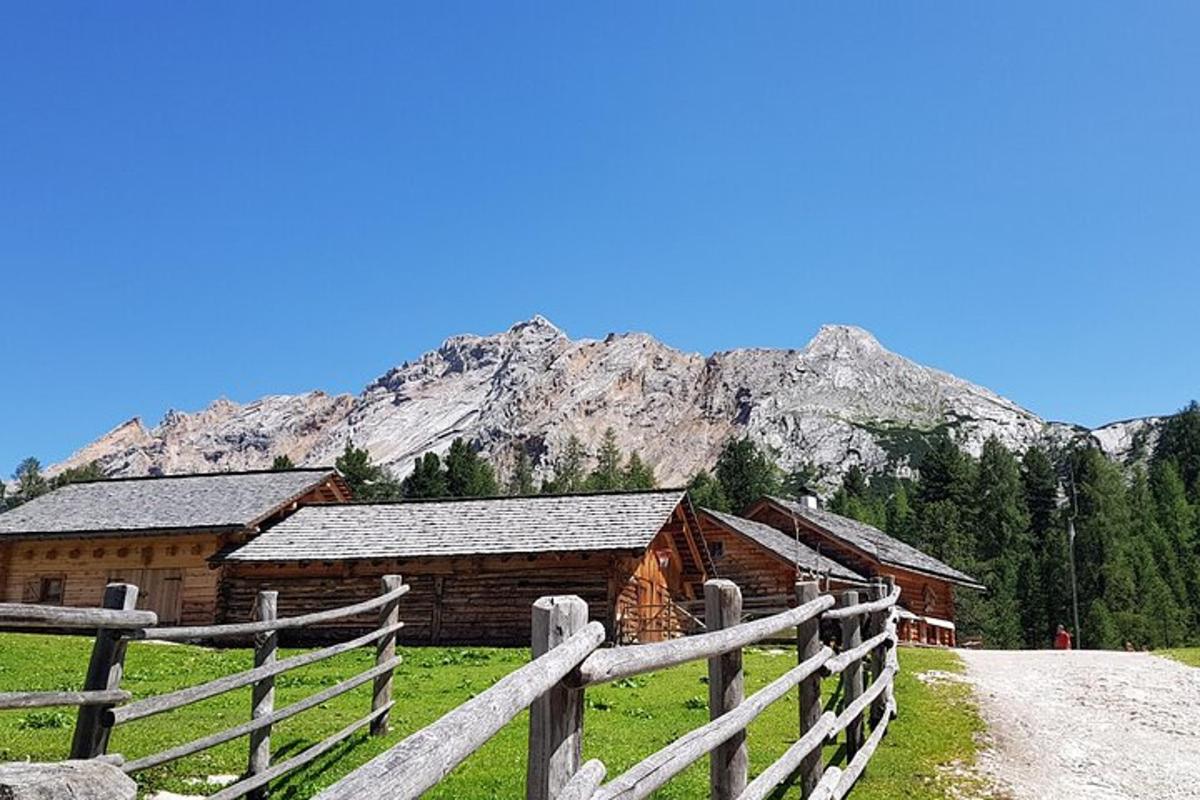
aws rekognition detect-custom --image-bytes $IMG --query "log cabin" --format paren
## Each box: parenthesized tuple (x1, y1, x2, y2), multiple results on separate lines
(744, 496, 984, 646)
(695, 507, 868, 599)
(218, 489, 713, 645)
(0, 469, 349, 626)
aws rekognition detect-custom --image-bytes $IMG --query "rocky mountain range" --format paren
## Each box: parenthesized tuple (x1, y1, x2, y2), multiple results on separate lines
(51, 317, 1161, 493)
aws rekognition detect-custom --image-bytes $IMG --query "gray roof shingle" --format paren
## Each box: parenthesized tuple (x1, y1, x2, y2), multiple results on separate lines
(223, 490, 688, 561)
(0, 469, 339, 537)
(766, 497, 984, 589)
(699, 508, 867, 584)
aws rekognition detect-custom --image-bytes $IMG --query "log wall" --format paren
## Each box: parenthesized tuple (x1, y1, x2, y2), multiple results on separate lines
(222, 555, 620, 646)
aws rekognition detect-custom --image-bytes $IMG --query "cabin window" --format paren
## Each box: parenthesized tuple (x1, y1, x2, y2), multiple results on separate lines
(708, 541, 725, 559)
(38, 576, 65, 605)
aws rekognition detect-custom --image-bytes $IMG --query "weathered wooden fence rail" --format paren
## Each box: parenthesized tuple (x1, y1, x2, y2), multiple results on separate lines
(315, 576, 900, 800)
(0, 575, 408, 800)
(2, 574, 898, 800)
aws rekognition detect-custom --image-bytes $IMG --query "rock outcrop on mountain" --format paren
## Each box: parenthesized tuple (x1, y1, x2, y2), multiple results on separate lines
(50, 317, 1158, 491)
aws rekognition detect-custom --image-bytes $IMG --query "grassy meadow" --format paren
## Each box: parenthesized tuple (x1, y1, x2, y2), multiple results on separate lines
(1159, 648, 1200, 667)
(0, 633, 987, 799)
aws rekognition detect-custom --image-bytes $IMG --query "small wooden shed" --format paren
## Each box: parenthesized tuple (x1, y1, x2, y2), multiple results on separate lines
(218, 489, 713, 645)
(0, 469, 349, 626)
(744, 496, 984, 646)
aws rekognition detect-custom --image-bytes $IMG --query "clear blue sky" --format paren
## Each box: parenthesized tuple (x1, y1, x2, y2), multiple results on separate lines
(2, 3, 1197, 471)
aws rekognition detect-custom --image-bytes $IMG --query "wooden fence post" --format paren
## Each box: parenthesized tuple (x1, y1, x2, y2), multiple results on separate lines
(371, 575, 403, 737)
(866, 580, 888, 728)
(70, 583, 139, 759)
(706, 579, 746, 800)
(526, 595, 587, 800)
(883, 576, 898, 714)
(795, 579, 823, 799)
(838, 590, 864, 758)
(247, 590, 277, 800)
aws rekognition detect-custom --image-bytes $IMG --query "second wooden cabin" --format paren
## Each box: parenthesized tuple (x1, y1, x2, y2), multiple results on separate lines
(218, 489, 714, 645)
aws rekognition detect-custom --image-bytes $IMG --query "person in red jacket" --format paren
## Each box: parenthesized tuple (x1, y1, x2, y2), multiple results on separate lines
(1054, 624, 1073, 650)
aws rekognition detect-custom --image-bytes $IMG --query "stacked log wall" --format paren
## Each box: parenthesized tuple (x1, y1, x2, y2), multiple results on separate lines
(221, 556, 618, 646)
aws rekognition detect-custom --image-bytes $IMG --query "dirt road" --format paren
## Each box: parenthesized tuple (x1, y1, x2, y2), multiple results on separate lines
(958, 649, 1200, 800)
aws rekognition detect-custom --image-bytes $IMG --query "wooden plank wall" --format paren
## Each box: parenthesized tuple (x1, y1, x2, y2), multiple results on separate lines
(0, 533, 227, 625)
(222, 555, 620, 646)
(696, 517, 799, 598)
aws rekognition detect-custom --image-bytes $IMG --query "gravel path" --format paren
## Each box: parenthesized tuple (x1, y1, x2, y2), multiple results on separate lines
(958, 649, 1200, 800)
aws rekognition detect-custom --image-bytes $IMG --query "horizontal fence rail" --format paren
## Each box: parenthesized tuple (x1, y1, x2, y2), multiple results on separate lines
(315, 575, 902, 800)
(0, 602, 157, 630)
(130, 582, 412, 642)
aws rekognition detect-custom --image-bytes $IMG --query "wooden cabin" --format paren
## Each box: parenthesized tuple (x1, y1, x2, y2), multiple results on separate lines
(0, 469, 349, 626)
(744, 496, 984, 646)
(695, 507, 868, 599)
(218, 489, 713, 646)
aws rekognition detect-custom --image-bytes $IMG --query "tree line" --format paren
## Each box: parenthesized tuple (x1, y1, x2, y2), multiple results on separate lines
(819, 402, 1200, 650)
(322, 427, 658, 502)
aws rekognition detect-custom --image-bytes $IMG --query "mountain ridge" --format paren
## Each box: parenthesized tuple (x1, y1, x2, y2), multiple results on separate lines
(50, 317, 1160, 492)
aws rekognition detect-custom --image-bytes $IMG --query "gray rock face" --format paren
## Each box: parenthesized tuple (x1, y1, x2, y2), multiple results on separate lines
(50, 317, 1157, 492)
(0, 760, 136, 800)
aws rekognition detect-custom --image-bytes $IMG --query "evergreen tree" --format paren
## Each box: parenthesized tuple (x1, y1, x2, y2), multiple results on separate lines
(50, 461, 106, 488)
(622, 452, 656, 490)
(971, 437, 1030, 648)
(1022, 446, 1067, 647)
(545, 436, 587, 494)
(1069, 447, 1131, 634)
(10, 458, 48, 507)
(885, 483, 917, 544)
(714, 438, 781, 513)
(586, 428, 624, 491)
(402, 452, 449, 499)
(917, 430, 972, 507)
(508, 446, 536, 496)
(1152, 460, 1199, 628)
(687, 470, 729, 512)
(270, 455, 295, 471)
(1154, 400, 1200, 498)
(335, 444, 403, 501)
(444, 438, 499, 497)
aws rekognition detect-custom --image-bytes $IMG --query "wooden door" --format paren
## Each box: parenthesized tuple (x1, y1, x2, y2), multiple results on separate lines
(108, 569, 184, 625)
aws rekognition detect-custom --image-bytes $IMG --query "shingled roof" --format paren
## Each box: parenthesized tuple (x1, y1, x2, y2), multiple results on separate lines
(223, 489, 691, 561)
(763, 497, 984, 589)
(698, 508, 867, 584)
(0, 469, 343, 537)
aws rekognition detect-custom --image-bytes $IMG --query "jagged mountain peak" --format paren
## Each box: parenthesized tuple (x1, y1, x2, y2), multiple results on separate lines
(49, 318, 1156, 490)
(804, 324, 886, 356)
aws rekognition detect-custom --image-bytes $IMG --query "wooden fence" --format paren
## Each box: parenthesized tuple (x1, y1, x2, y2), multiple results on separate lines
(1, 574, 898, 800)
(314, 575, 900, 800)
(0, 576, 408, 800)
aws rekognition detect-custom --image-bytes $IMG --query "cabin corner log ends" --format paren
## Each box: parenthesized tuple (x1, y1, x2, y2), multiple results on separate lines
(316, 576, 901, 800)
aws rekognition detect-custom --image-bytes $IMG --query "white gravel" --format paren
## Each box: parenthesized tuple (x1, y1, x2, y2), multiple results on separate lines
(958, 649, 1200, 800)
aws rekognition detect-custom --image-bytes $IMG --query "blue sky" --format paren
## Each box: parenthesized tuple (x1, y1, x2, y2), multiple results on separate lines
(1, 3, 1197, 471)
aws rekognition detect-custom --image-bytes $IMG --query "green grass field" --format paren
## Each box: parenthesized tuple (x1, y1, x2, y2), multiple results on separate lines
(0, 634, 986, 799)
(1159, 648, 1200, 667)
